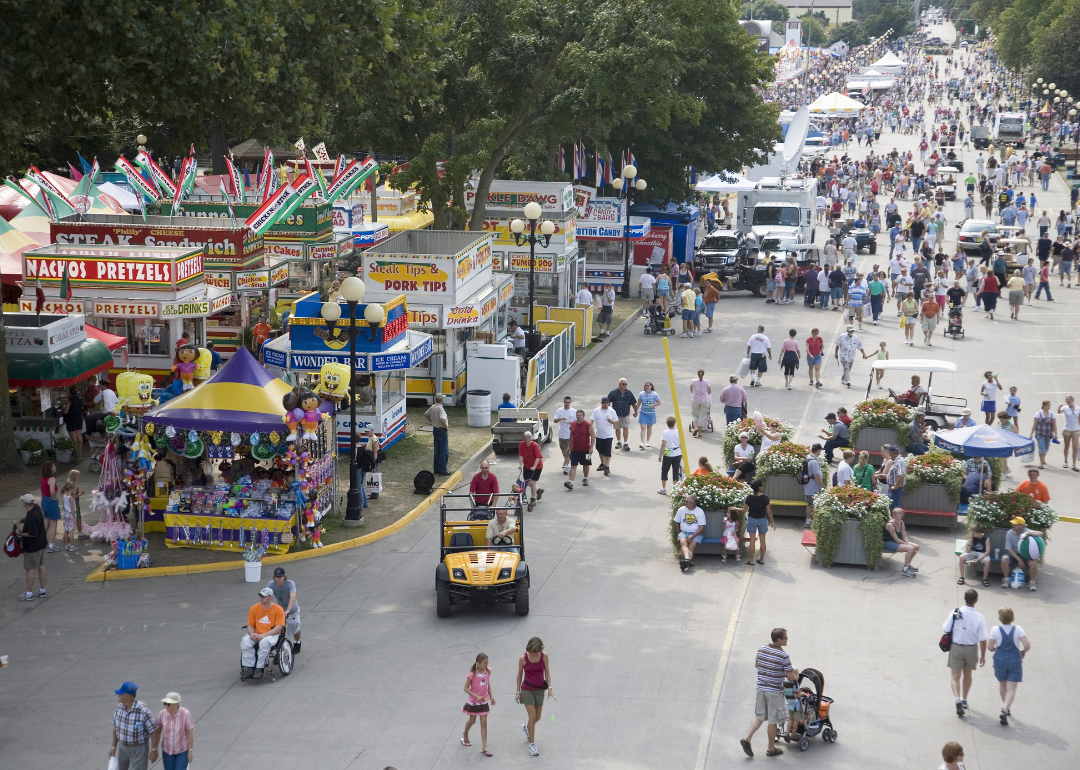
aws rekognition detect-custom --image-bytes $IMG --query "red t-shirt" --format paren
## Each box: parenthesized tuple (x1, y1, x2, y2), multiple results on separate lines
(982, 275, 999, 294)
(805, 336, 824, 356)
(519, 440, 543, 470)
(569, 420, 593, 452)
(469, 472, 500, 505)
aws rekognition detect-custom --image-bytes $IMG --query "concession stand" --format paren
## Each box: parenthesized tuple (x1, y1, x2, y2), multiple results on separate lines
(574, 195, 653, 291)
(261, 290, 434, 450)
(468, 180, 579, 326)
(359, 230, 501, 405)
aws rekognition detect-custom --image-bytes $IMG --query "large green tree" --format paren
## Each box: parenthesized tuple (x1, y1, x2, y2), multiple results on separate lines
(862, 6, 914, 39)
(1030, 0, 1080, 96)
(739, 0, 789, 22)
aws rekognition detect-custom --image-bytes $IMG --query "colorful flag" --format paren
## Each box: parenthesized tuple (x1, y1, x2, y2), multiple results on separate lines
(333, 155, 347, 184)
(315, 167, 330, 200)
(220, 179, 237, 227)
(294, 137, 307, 156)
(60, 261, 71, 300)
(115, 156, 161, 202)
(605, 150, 614, 185)
(244, 164, 252, 194)
(77, 154, 92, 174)
(577, 143, 584, 181)
(325, 157, 379, 203)
(174, 155, 199, 209)
(311, 142, 330, 161)
(224, 155, 245, 203)
(26, 167, 71, 204)
(87, 157, 100, 184)
(259, 147, 276, 201)
(595, 152, 603, 187)
(559, 146, 566, 175)
(134, 151, 177, 198)
(628, 150, 637, 169)
(68, 163, 83, 182)
(621, 151, 626, 172)
(245, 173, 317, 236)
(6, 177, 55, 220)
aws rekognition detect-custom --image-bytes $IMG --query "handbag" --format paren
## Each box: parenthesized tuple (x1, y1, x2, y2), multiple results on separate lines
(5, 525, 23, 558)
(364, 472, 383, 495)
(939, 607, 960, 652)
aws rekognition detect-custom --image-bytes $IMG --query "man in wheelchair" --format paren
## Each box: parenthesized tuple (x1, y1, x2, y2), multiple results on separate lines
(241, 587, 286, 680)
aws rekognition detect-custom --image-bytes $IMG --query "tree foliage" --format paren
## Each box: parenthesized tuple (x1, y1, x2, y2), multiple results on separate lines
(739, 0, 789, 22)
(862, 6, 914, 39)
(1029, 0, 1080, 97)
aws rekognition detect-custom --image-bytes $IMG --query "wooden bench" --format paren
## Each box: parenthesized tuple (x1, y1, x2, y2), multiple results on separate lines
(955, 538, 1005, 576)
(899, 507, 958, 529)
(802, 528, 897, 567)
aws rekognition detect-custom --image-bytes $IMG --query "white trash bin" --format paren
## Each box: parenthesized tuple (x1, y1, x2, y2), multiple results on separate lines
(467, 389, 492, 427)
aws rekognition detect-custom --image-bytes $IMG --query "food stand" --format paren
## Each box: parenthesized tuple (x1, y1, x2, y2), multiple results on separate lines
(574, 195, 653, 291)
(468, 180, 580, 326)
(261, 290, 434, 450)
(359, 230, 497, 405)
(141, 347, 335, 552)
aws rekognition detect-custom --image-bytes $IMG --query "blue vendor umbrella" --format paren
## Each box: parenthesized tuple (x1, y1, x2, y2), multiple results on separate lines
(934, 424, 1035, 458)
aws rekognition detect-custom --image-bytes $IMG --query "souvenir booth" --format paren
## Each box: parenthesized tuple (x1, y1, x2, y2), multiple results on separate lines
(140, 347, 336, 553)
(360, 230, 494, 405)
(261, 290, 434, 450)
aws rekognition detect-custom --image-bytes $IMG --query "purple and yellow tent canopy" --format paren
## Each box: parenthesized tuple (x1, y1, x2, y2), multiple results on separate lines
(143, 346, 292, 433)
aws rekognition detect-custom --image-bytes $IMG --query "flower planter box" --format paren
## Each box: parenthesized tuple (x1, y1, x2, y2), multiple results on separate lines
(763, 475, 806, 516)
(695, 510, 743, 556)
(829, 518, 877, 568)
(853, 427, 898, 467)
(899, 483, 957, 528)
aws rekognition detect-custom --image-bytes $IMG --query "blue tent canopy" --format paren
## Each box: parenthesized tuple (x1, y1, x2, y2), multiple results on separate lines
(934, 424, 1034, 458)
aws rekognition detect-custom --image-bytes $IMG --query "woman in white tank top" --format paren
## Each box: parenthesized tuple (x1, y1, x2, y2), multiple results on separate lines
(1057, 395, 1080, 471)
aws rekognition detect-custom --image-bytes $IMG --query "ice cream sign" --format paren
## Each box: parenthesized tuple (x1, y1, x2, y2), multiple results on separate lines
(367, 261, 450, 293)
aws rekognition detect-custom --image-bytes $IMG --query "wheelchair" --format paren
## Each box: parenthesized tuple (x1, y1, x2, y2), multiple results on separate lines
(240, 625, 294, 682)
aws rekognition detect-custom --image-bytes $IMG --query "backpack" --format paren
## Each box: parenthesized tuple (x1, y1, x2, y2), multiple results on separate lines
(796, 457, 812, 485)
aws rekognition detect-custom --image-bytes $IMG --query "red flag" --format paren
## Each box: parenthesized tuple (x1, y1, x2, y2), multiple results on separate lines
(35, 274, 45, 314)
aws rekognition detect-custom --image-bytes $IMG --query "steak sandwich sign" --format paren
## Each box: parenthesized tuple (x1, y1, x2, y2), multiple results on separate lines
(50, 219, 263, 268)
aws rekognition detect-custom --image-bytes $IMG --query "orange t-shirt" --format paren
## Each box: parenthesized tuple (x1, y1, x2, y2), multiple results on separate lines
(692, 468, 712, 476)
(248, 601, 285, 634)
(252, 323, 272, 345)
(1015, 480, 1050, 503)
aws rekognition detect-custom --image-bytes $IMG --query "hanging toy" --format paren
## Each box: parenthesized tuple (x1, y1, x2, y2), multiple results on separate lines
(283, 444, 298, 468)
(171, 344, 200, 390)
(299, 390, 321, 441)
(312, 526, 323, 548)
(316, 362, 351, 409)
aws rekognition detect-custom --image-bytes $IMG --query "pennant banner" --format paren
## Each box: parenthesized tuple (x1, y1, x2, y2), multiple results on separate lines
(245, 173, 317, 236)
(260, 147, 276, 202)
(26, 167, 71, 204)
(135, 151, 177, 199)
(332, 155, 347, 185)
(224, 156, 245, 204)
(220, 179, 237, 227)
(294, 137, 306, 155)
(87, 157, 100, 184)
(115, 156, 161, 202)
(174, 156, 199, 207)
(311, 142, 330, 161)
(325, 157, 379, 204)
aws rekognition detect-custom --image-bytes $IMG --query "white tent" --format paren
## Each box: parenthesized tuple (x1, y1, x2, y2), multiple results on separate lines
(97, 182, 142, 211)
(872, 52, 907, 69)
(696, 173, 754, 193)
(808, 92, 866, 115)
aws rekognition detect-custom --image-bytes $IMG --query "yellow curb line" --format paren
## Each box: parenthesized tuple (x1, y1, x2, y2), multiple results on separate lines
(1060, 516, 1080, 524)
(86, 471, 463, 581)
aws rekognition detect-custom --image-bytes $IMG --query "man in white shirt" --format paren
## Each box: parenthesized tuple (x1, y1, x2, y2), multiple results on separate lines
(508, 319, 526, 351)
(552, 396, 577, 474)
(590, 396, 620, 476)
(99, 380, 119, 413)
(835, 450, 855, 486)
(673, 495, 706, 571)
(745, 326, 771, 387)
(842, 234, 857, 260)
(575, 286, 594, 306)
(942, 588, 988, 717)
(638, 268, 657, 315)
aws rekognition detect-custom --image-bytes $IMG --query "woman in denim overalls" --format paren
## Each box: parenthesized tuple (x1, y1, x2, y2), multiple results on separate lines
(988, 606, 1031, 726)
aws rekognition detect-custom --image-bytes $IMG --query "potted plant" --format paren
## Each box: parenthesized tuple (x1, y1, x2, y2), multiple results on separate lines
(756, 440, 812, 511)
(849, 399, 912, 459)
(20, 437, 44, 465)
(722, 415, 794, 468)
(53, 436, 77, 464)
(965, 491, 1058, 563)
(900, 448, 964, 526)
(811, 485, 891, 569)
(668, 473, 751, 555)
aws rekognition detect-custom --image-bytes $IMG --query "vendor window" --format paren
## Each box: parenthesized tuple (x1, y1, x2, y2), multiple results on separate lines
(134, 320, 171, 356)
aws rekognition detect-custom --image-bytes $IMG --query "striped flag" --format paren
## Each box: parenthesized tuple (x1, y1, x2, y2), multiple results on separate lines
(325, 157, 379, 203)
(115, 156, 160, 202)
(174, 155, 198, 209)
(332, 155, 347, 185)
(220, 179, 237, 227)
(578, 143, 585, 181)
(315, 167, 330, 200)
(35, 274, 45, 314)
(87, 157, 100, 184)
(595, 152, 603, 187)
(571, 144, 578, 180)
(60, 261, 71, 300)
(244, 165, 252, 194)
(621, 151, 626, 172)
(134, 151, 177, 198)
(26, 167, 71, 204)
(628, 149, 636, 168)
(224, 156, 245, 203)
(259, 147, 276, 201)
(6, 177, 54, 220)
(245, 173, 317, 236)
(605, 150, 614, 184)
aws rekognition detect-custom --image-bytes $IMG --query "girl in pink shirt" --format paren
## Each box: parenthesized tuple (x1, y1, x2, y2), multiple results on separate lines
(779, 329, 801, 390)
(461, 653, 494, 756)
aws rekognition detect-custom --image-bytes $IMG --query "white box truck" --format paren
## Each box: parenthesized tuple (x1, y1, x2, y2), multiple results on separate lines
(994, 112, 1026, 148)
(736, 177, 818, 247)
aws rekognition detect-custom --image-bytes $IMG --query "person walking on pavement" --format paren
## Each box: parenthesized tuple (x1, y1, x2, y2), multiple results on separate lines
(689, 370, 712, 436)
(943, 588, 988, 718)
(637, 382, 661, 448)
(834, 325, 863, 387)
(461, 652, 495, 757)
(15, 493, 48, 600)
(805, 328, 825, 388)
(425, 394, 450, 475)
(591, 396, 619, 476)
(565, 410, 594, 490)
(267, 566, 302, 654)
(719, 376, 746, 425)
(516, 637, 556, 757)
(608, 378, 638, 450)
(989, 606, 1030, 726)
(657, 416, 684, 495)
(518, 431, 544, 511)
(153, 692, 194, 770)
(746, 326, 772, 387)
(552, 395, 575, 473)
(741, 628, 798, 758)
(110, 682, 159, 770)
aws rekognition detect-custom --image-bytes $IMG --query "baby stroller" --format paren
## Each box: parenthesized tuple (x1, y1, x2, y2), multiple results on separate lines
(780, 668, 836, 751)
(944, 305, 964, 338)
(643, 301, 674, 335)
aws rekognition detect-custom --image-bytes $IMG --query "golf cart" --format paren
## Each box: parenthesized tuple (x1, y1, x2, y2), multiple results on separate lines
(865, 359, 967, 430)
(998, 236, 1032, 271)
(491, 407, 550, 453)
(831, 222, 877, 254)
(435, 493, 529, 617)
(935, 166, 959, 200)
(971, 125, 990, 150)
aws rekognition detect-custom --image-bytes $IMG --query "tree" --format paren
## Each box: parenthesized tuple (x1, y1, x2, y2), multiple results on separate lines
(797, 13, 828, 46)
(1030, 0, 1080, 97)
(863, 6, 914, 39)
(993, 0, 1068, 72)
(829, 21, 869, 47)
(739, 0, 789, 22)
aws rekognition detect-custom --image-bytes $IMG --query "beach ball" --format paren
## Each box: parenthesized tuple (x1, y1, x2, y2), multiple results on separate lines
(1020, 535, 1046, 561)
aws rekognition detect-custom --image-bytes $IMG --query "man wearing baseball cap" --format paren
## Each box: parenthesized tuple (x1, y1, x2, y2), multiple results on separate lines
(267, 566, 302, 654)
(241, 587, 285, 679)
(110, 681, 158, 769)
(15, 493, 48, 601)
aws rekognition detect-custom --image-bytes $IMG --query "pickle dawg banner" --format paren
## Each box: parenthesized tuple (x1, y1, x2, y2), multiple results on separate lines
(174, 155, 199, 209)
(245, 173, 317, 236)
(325, 157, 379, 203)
(134, 151, 177, 199)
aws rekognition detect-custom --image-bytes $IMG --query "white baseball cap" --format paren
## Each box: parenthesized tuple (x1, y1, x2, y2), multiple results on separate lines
(20, 494, 35, 504)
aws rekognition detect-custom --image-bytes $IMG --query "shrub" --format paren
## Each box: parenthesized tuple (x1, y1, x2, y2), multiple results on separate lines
(966, 491, 1058, 538)
(811, 485, 891, 569)
(849, 399, 912, 447)
(904, 448, 964, 503)
(722, 415, 794, 467)
(757, 440, 812, 480)
(21, 437, 44, 452)
(53, 436, 77, 452)
(668, 473, 751, 554)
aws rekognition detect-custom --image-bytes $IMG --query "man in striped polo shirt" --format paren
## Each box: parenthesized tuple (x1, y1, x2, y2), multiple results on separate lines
(741, 628, 799, 757)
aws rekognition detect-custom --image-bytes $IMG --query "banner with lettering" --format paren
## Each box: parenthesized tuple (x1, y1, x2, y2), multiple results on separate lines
(244, 173, 317, 237)
(259, 147, 276, 202)
(325, 157, 378, 204)
(115, 156, 161, 202)
(134, 151, 177, 199)
(224, 156, 245, 204)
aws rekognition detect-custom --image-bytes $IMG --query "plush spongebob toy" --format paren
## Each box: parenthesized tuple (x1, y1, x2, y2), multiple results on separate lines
(194, 347, 213, 384)
(316, 362, 351, 408)
(117, 371, 158, 414)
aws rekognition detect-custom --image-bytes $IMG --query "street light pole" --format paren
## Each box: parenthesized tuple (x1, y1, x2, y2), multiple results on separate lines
(510, 201, 555, 332)
(614, 165, 647, 299)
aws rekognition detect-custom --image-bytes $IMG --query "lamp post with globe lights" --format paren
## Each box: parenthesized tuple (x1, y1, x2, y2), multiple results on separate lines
(612, 165, 647, 299)
(510, 201, 556, 332)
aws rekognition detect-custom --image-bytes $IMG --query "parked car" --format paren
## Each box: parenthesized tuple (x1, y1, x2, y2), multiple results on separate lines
(956, 219, 1000, 256)
(693, 232, 743, 277)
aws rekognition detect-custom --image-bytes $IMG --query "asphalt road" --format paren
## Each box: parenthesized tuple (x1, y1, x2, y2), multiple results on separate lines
(1, 26, 1078, 770)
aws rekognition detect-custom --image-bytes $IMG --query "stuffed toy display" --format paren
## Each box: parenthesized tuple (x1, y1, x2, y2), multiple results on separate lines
(172, 344, 200, 390)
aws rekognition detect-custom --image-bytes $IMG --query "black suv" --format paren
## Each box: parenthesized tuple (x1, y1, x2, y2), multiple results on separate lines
(693, 232, 744, 276)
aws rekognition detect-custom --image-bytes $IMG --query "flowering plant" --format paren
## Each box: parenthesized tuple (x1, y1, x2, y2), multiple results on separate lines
(849, 398, 912, 447)
(757, 440, 812, 479)
(811, 485, 891, 569)
(668, 473, 750, 553)
(722, 416, 794, 466)
(904, 448, 964, 503)
(966, 491, 1058, 537)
